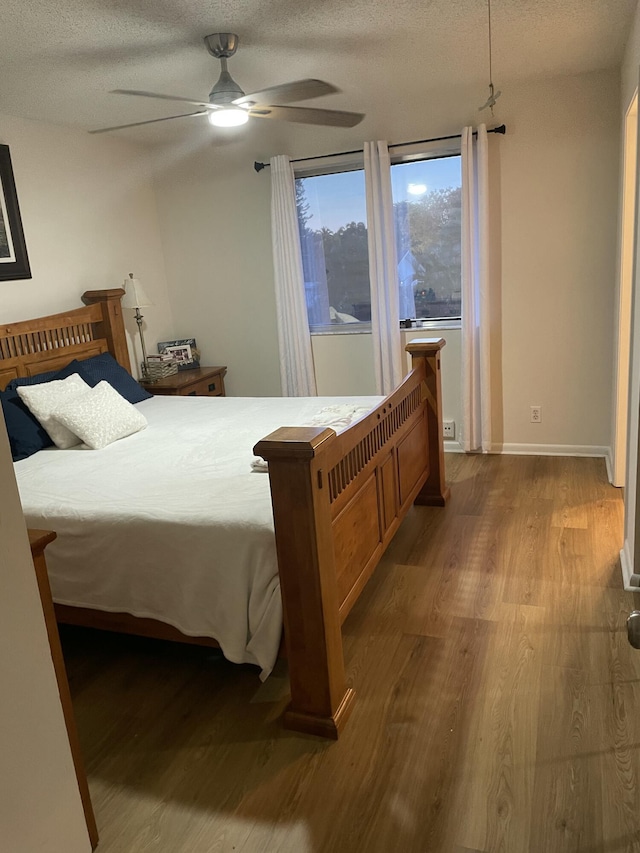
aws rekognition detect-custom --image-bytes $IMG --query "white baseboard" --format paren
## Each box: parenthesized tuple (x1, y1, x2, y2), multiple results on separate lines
(489, 443, 609, 458)
(444, 442, 609, 458)
(604, 446, 614, 484)
(621, 540, 639, 590)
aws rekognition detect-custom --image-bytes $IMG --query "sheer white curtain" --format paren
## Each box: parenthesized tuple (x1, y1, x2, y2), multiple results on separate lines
(364, 141, 404, 395)
(460, 125, 491, 452)
(270, 155, 317, 396)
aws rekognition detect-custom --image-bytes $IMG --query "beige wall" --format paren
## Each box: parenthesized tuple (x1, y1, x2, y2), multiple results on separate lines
(498, 69, 619, 451)
(152, 69, 619, 453)
(151, 139, 281, 397)
(312, 332, 376, 396)
(0, 112, 175, 377)
(0, 418, 90, 852)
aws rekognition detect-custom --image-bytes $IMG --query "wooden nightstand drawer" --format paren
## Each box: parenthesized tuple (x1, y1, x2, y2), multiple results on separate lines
(142, 366, 227, 397)
(184, 374, 225, 397)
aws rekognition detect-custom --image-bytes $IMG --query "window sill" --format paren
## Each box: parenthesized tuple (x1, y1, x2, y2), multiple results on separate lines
(310, 324, 372, 336)
(310, 319, 462, 337)
(401, 319, 461, 332)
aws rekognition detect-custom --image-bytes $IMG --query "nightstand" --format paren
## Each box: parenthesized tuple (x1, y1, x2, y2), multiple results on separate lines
(141, 365, 227, 397)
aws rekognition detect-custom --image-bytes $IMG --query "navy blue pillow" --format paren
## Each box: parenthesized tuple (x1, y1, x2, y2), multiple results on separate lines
(2, 360, 96, 461)
(1, 387, 54, 461)
(6, 358, 92, 391)
(8, 353, 151, 403)
(1, 354, 151, 461)
(77, 353, 152, 403)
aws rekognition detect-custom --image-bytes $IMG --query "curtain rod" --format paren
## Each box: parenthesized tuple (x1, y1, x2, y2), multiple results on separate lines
(253, 124, 506, 172)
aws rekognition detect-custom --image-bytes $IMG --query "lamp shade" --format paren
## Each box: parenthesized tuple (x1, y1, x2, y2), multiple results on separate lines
(121, 273, 153, 309)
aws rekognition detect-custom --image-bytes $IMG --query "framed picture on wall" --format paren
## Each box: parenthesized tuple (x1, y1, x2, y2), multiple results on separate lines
(157, 338, 201, 371)
(0, 145, 31, 282)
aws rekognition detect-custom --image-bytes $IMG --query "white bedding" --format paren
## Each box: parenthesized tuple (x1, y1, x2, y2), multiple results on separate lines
(14, 394, 381, 679)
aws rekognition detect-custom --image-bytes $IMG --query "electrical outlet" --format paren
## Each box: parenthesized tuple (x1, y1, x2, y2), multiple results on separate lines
(443, 419, 455, 439)
(530, 405, 542, 423)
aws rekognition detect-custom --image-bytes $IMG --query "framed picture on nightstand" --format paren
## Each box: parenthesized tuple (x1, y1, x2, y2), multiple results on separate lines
(158, 338, 201, 371)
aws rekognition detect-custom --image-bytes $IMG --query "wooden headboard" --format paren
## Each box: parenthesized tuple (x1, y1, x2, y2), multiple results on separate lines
(0, 289, 130, 391)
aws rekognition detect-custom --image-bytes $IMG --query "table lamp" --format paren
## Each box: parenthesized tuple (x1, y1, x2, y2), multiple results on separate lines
(121, 273, 153, 378)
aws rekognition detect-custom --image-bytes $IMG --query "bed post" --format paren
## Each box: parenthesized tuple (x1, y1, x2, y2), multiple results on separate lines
(254, 426, 355, 739)
(405, 338, 450, 506)
(81, 289, 130, 373)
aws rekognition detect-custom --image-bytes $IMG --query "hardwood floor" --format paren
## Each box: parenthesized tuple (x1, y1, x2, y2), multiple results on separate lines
(61, 454, 640, 853)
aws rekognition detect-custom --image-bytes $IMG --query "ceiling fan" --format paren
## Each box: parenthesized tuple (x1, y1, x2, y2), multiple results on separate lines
(90, 33, 365, 134)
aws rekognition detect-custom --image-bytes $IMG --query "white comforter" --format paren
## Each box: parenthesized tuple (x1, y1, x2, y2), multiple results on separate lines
(14, 394, 381, 678)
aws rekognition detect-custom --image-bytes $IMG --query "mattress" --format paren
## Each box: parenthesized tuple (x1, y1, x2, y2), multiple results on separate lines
(14, 394, 381, 678)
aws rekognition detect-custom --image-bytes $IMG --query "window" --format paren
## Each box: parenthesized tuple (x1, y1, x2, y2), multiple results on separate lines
(391, 157, 462, 321)
(297, 170, 370, 328)
(296, 153, 462, 332)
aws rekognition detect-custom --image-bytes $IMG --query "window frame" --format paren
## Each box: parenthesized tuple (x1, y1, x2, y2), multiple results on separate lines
(294, 141, 462, 336)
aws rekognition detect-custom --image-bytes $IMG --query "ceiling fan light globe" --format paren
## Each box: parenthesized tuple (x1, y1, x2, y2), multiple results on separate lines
(208, 107, 249, 127)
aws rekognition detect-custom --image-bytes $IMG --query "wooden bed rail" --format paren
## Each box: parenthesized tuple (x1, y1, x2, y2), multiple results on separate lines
(255, 338, 447, 738)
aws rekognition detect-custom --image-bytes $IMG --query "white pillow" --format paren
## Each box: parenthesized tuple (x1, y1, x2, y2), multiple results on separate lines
(17, 374, 90, 448)
(51, 380, 147, 450)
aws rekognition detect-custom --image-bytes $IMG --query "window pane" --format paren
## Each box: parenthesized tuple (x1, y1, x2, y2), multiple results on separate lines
(391, 157, 462, 320)
(296, 171, 370, 328)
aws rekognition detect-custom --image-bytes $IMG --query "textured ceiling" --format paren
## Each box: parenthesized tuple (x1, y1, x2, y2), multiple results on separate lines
(0, 0, 635, 146)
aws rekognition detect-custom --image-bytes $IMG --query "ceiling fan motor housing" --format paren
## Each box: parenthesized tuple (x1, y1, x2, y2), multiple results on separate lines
(209, 67, 245, 104)
(204, 33, 245, 105)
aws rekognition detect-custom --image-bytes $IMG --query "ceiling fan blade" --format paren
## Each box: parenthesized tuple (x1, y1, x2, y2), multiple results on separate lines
(233, 79, 338, 108)
(89, 111, 208, 134)
(248, 104, 364, 128)
(111, 89, 220, 111)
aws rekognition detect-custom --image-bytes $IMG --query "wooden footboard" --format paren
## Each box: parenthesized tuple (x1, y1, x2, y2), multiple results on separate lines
(254, 338, 447, 738)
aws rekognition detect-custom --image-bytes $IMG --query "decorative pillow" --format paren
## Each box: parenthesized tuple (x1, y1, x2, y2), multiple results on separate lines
(52, 380, 147, 450)
(1, 388, 53, 461)
(51, 381, 148, 450)
(77, 353, 152, 404)
(17, 374, 91, 448)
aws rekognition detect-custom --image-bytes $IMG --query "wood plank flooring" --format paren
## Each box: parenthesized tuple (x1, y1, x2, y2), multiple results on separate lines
(60, 454, 640, 853)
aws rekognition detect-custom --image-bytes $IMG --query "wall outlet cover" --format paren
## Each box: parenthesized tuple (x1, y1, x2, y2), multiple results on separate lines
(443, 419, 455, 438)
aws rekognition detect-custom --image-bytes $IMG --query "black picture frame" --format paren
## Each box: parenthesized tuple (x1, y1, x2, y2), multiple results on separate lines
(0, 144, 31, 282)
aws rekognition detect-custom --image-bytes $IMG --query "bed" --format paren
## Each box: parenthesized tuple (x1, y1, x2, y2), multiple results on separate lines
(1, 289, 448, 738)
